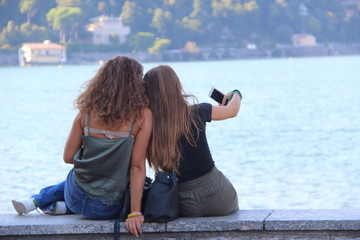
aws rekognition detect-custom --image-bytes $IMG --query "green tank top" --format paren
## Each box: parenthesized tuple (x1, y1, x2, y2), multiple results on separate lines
(73, 112, 135, 205)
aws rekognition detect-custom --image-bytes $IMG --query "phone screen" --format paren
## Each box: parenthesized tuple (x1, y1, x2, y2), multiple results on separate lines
(209, 88, 224, 104)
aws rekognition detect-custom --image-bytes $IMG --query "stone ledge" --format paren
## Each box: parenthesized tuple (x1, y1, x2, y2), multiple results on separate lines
(1, 209, 360, 239)
(265, 209, 360, 231)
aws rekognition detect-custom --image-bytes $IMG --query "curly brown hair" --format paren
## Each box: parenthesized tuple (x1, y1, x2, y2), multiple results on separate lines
(75, 56, 147, 127)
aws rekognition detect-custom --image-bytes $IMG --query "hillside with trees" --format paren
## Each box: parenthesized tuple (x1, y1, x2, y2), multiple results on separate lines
(0, 0, 359, 53)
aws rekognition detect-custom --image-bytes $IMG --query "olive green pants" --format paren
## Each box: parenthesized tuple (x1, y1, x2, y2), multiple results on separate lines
(178, 167, 239, 217)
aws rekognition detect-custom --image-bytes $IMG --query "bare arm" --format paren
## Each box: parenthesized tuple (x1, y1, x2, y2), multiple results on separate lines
(211, 90, 242, 121)
(126, 108, 152, 237)
(63, 112, 83, 164)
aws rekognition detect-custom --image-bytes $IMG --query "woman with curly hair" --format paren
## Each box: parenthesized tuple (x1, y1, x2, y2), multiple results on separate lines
(12, 56, 152, 227)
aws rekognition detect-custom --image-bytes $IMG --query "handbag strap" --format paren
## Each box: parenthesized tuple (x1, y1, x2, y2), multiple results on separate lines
(114, 185, 130, 240)
(113, 219, 121, 240)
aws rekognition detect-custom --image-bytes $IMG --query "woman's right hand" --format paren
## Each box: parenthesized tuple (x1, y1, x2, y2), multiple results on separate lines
(221, 91, 234, 106)
(125, 214, 144, 237)
(212, 90, 241, 121)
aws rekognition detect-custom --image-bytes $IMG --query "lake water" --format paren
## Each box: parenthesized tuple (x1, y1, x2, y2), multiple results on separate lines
(1, 56, 360, 214)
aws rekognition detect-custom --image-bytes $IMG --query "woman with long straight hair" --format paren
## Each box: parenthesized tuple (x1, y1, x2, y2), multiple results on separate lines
(12, 56, 152, 235)
(128, 65, 241, 236)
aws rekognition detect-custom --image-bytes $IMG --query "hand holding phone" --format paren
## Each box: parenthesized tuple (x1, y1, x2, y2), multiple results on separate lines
(208, 87, 228, 105)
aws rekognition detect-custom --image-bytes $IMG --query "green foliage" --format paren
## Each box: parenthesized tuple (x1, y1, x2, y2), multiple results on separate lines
(151, 8, 172, 36)
(20, 22, 49, 41)
(46, 6, 82, 43)
(19, 0, 35, 12)
(0, 20, 55, 47)
(0, 0, 359, 51)
(46, 7, 82, 30)
(181, 17, 202, 33)
(148, 38, 171, 55)
(0, 21, 22, 46)
(128, 32, 156, 52)
(120, 1, 137, 24)
(274, 24, 294, 43)
(66, 42, 130, 53)
(19, 0, 37, 23)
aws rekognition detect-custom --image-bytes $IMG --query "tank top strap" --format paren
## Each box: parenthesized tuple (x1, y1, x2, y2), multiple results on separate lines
(128, 121, 135, 137)
(85, 111, 90, 136)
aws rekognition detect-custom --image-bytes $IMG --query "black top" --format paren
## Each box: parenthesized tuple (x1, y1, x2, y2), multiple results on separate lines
(178, 103, 215, 183)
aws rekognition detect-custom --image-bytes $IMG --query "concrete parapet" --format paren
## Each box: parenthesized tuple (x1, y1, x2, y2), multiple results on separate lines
(1, 209, 360, 239)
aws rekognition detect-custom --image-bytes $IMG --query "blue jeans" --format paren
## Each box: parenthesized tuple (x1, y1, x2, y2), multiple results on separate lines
(32, 169, 121, 220)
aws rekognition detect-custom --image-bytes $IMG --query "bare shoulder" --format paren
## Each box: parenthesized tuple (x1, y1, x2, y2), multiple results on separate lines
(134, 108, 152, 132)
(136, 108, 152, 136)
(142, 107, 153, 121)
(77, 110, 86, 128)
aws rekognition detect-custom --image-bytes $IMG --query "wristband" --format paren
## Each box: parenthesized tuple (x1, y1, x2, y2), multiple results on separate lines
(231, 89, 242, 101)
(127, 211, 142, 218)
(130, 211, 142, 215)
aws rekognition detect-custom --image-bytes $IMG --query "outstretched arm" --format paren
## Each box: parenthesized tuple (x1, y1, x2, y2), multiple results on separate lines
(211, 90, 242, 121)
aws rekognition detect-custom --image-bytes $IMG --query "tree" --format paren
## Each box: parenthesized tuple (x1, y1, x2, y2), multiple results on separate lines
(274, 24, 294, 43)
(127, 32, 156, 52)
(120, 1, 152, 33)
(20, 22, 49, 42)
(120, 0, 137, 24)
(151, 8, 172, 36)
(19, 0, 37, 24)
(56, 0, 81, 7)
(104, 0, 125, 16)
(2, 0, 360, 49)
(46, 7, 82, 43)
(0, 21, 22, 46)
(148, 38, 171, 54)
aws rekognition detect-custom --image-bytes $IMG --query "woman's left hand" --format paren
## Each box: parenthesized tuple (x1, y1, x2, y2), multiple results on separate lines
(125, 215, 144, 237)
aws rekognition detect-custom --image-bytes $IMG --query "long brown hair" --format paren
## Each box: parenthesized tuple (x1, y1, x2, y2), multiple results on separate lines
(143, 65, 198, 173)
(75, 56, 147, 127)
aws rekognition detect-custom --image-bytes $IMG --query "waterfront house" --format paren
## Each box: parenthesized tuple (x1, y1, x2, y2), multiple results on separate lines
(87, 15, 130, 45)
(18, 40, 66, 66)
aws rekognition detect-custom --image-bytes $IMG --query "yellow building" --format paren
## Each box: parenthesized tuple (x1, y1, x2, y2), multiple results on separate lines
(18, 40, 67, 66)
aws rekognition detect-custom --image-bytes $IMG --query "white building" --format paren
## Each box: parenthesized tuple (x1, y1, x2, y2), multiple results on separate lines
(87, 15, 130, 45)
(18, 40, 66, 66)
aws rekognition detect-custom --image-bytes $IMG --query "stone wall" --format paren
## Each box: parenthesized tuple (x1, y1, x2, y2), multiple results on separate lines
(0, 53, 18, 66)
(1, 209, 360, 239)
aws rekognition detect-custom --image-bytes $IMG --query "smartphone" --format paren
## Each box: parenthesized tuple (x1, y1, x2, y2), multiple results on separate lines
(208, 87, 226, 104)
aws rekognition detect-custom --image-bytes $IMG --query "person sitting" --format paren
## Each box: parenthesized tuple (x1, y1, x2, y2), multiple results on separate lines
(126, 64, 241, 236)
(11, 56, 152, 225)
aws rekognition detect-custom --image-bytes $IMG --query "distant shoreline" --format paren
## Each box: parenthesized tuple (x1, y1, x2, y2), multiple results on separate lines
(1, 43, 360, 66)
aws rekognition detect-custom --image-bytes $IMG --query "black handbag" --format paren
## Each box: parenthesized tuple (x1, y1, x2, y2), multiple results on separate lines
(144, 171, 180, 223)
(119, 176, 153, 222)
